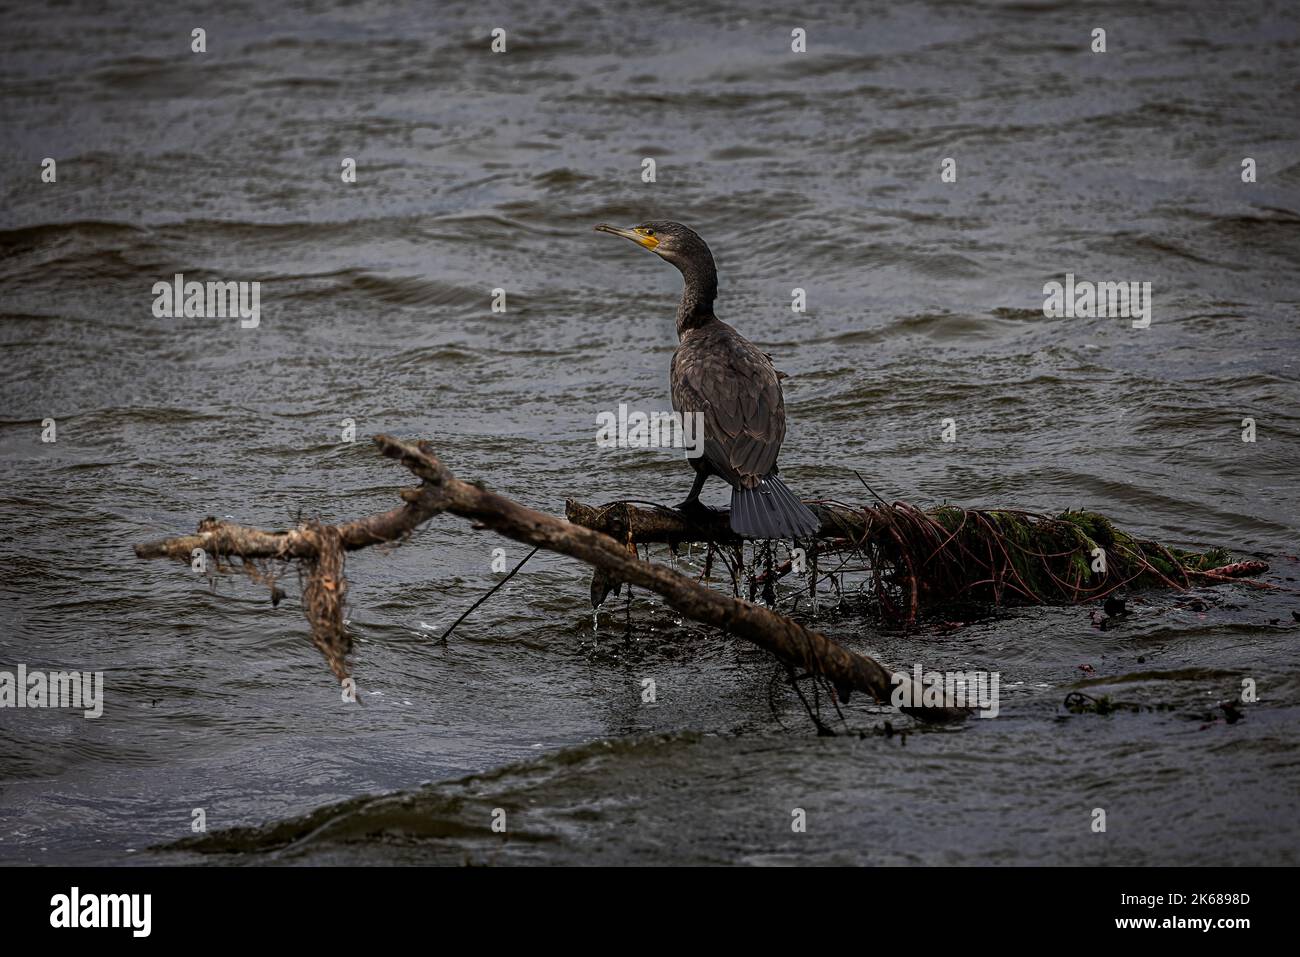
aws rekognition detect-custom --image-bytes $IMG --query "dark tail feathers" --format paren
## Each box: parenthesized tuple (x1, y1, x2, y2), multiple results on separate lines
(730, 475, 820, 540)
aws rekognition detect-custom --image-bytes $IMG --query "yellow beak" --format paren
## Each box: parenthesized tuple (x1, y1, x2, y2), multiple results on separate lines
(595, 223, 660, 250)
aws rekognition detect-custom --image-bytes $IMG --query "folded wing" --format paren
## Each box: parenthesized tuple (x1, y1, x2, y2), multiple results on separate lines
(670, 322, 787, 490)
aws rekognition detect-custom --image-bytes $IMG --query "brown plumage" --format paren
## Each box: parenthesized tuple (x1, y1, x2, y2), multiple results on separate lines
(595, 220, 819, 539)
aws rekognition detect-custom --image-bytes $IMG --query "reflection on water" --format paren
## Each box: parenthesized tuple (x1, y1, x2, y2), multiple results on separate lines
(1, 0, 1298, 865)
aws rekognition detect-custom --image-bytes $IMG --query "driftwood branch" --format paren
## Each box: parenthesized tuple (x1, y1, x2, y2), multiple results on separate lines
(565, 499, 860, 545)
(135, 436, 965, 722)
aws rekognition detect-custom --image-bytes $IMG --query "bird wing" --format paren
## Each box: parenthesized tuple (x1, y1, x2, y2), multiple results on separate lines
(671, 323, 787, 489)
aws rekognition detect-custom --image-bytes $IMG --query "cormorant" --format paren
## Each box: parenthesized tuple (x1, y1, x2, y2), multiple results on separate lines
(595, 221, 820, 540)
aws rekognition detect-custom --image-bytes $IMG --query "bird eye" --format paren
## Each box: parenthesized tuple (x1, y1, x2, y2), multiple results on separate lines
(643, 228, 655, 236)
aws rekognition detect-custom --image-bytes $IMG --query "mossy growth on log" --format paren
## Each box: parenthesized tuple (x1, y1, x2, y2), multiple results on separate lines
(915, 505, 1232, 609)
(565, 498, 1264, 624)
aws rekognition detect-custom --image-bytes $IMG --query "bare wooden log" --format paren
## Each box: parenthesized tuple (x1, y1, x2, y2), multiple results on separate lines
(564, 499, 866, 545)
(134, 436, 963, 722)
(133, 498, 443, 561)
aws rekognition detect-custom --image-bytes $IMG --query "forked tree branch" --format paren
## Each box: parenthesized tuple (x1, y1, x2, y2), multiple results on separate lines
(134, 435, 965, 722)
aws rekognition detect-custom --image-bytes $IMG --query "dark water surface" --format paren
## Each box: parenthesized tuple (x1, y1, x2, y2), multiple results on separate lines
(2, 0, 1298, 865)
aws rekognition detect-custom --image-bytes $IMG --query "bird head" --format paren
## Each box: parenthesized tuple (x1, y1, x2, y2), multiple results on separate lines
(594, 221, 715, 276)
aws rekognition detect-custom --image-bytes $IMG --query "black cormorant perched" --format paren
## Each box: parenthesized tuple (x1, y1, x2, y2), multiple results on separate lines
(595, 221, 820, 540)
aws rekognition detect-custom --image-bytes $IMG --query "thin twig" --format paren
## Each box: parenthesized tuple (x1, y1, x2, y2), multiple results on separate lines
(437, 546, 540, 644)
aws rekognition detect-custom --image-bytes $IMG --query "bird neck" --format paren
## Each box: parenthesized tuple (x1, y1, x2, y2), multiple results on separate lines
(675, 260, 717, 336)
